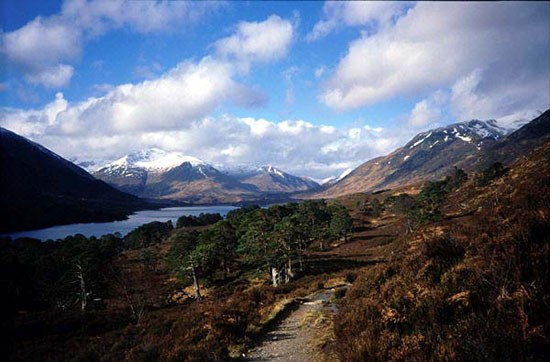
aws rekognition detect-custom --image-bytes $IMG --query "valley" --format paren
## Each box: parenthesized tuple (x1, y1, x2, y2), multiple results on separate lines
(2, 112, 548, 361)
(2, 2, 549, 361)
(4, 136, 548, 360)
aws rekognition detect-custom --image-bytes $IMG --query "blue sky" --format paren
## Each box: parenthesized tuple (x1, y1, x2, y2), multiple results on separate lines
(1, 1, 548, 180)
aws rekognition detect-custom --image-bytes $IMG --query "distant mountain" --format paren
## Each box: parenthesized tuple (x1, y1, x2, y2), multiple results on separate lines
(93, 150, 319, 202)
(93, 149, 213, 195)
(319, 111, 549, 198)
(0, 128, 148, 233)
(92, 149, 262, 203)
(238, 165, 320, 193)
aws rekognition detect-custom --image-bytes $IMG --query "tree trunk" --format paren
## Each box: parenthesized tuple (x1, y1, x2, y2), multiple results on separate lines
(271, 267, 280, 287)
(406, 216, 413, 234)
(190, 259, 202, 300)
(76, 263, 87, 311)
(286, 257, 294, 284)
(298, 249, 304, 272)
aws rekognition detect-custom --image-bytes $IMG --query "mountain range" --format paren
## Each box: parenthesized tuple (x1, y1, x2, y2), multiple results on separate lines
(316, 110, 550, 198)
(91, 149, 319, 204)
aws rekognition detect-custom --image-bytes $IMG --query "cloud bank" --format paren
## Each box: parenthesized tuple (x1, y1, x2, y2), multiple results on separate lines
(2, 13, 395, 180)
(321, 2, 550, 124)
(1, 90, 403, 180)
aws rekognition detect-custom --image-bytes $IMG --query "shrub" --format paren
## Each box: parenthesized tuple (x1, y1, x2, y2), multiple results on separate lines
(475, 162, 509, 186)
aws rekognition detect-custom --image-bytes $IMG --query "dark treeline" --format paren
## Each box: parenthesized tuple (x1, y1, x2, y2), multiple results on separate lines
(176, 212, 223, 228)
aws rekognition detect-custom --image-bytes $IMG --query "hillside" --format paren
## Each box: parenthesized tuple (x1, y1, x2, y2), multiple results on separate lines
(0, 128, 148, 233)
(318, 111, 549, 198)
(334, 141, 550, 360)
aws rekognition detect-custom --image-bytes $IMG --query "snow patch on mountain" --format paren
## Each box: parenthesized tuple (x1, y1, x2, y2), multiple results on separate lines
(261, 165, 286, 178)
(406, 119, 509, 151)
(320, 167, 353, 185)
(409, 132, 433, 149)
(100, 148, 205, 174)
(455, 134, 472, 142)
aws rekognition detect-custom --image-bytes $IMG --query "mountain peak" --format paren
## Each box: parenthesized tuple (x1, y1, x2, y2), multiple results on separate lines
(107, 148, 205, 172)
(320, 168, 354, 186)
(405, 119, 509, 151)
(260, 165, 286, 178)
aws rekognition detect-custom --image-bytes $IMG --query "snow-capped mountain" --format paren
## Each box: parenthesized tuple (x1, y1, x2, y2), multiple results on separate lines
(93, 149, 218, 184)
(91, 149, 318, 202)
(92, 148, 240, 200)
(97, 148, 205, 174)
(405, 119, 509, 152)
(238, 165, 319, 193)
(318, 113, 549, 198)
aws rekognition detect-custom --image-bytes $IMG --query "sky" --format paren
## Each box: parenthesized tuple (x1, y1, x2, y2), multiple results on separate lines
(1, 1, 549, 181)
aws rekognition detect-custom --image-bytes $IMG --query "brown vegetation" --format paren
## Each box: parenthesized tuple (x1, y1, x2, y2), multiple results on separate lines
(334, 143, 550, 361)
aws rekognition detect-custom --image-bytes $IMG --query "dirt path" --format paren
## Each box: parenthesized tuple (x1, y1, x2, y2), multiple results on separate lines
(245, 214, 401, 361)
(246, 288, 341, 362)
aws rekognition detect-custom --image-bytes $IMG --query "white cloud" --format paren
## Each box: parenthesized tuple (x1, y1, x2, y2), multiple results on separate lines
(448, 69, 548, 127)
(306, 1, 410, 41)
(1, 55, 263, 134)
(1, 0, 219, 88)
(408, 100, 441, 128)
(322, 2, 550, 123)
(25, 64, 75, 88)
(282, 66, 300, 105)
(215, 15, 294, 71)
(61, 0, 220, 35)
(1, 91, 406, 180)
(408, 90, 448, 127)
(2, 16, 81, 87)
(133, 62, 163, 80)
(2, 16, 81, 66)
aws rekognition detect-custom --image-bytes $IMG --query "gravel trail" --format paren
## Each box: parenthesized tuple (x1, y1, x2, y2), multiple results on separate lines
(246, 289, 340, 362)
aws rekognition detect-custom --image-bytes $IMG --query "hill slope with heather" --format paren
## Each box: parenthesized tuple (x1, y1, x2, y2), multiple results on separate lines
(334, 141, 550, 360)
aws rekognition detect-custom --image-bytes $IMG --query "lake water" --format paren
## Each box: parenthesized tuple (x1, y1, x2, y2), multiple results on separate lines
(6, 205, 238, 241)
